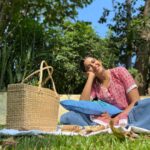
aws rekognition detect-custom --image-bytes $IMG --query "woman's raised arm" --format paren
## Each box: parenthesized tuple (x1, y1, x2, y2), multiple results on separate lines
(80, 72, 95, 100)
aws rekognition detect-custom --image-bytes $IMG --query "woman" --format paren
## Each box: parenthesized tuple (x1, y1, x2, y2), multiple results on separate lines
(60, 56, 150, 129)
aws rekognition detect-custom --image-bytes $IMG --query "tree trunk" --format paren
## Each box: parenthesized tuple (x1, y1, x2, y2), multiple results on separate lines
(135, 0, 150, 95)
(144, 0, 150, 16)
(126, 0, 132, 68)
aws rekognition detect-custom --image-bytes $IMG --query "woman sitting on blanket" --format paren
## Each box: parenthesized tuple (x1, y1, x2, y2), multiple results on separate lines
(60, 56, 150, 130)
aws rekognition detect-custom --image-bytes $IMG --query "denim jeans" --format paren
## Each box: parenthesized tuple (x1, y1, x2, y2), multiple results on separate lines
(60, 98, 150, 129)
(128, 98, 150, 130)
(60, 111, 97, 126)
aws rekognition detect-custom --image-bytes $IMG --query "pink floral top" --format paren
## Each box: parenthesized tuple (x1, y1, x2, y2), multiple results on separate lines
(90, 67, 137, 110)
(90, 67, 137, 126)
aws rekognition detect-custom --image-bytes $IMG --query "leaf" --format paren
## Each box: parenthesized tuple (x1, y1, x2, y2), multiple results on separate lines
(1, 137, 18, 148)
(109, 120, 126, 140)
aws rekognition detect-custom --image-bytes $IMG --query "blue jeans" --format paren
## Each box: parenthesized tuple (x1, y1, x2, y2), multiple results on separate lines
(60, 98, 150, 129)
(128, 98, 150, 130)
(60, 111, 97, 126)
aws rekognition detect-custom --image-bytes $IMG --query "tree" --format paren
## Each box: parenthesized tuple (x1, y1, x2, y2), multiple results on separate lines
(0, 0, 94, 91)
(46, 21, 117, 94)
(99, 0, 150, 94)
(99, 0, 136, 68)
(131, 0, 150, 94)
(0, 0, 94, 37)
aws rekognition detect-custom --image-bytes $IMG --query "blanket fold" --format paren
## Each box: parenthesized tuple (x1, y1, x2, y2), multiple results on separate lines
(0, 125, 150, 137)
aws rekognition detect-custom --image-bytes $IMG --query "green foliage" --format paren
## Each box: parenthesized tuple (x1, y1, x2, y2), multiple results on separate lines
(47, 21, 117, 93)
(0, 15, 117, 93)
(0, 0, 94, 36)
(99, 0, 141, 68)
(130, 17, 150, 93)
(0, 17, 45, 90)
(0, 0, 94, 92)
(3, 0, 148, 94)
(128, 67, 143, 87)
(128, 67, 141, 78)
(98, 0, 150, 94)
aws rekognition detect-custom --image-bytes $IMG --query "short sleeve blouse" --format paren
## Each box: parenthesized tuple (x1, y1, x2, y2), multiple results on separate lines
(90, 67, 137, 110)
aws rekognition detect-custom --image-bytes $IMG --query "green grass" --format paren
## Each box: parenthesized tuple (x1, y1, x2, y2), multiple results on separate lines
(1, 133, 150, 149)
(1, 125, 150, 150)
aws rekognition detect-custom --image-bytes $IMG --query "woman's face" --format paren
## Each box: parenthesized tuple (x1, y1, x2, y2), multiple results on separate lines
(83, 57, 104, 75)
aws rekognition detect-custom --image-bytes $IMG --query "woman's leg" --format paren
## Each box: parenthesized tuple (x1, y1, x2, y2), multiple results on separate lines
(60, 111, 97, 126)
(128, 98, 150, 130)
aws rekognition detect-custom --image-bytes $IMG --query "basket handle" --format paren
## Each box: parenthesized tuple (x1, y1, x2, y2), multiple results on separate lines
(22, 60, 58, 96)
(39, 60, 57, 94)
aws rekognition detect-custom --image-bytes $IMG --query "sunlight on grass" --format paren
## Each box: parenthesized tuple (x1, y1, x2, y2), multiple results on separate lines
(0, 125, 150, 149)
(0, 132, 150, 150)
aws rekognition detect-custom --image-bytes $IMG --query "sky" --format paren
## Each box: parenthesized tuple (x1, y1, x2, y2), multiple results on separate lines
(77, 0, 144, 38)
(77, 0, 113, 37)
(77, 0, 145, 64)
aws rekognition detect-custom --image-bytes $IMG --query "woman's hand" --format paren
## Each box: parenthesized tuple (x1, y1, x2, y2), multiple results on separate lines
(97, 113, 121, 125)
(101, 112, 111, 120)
(111, 116, 119, 125)
(86, 71, 96, 79)
(93, 112, 112, 124)
(111, 113, 128, 126)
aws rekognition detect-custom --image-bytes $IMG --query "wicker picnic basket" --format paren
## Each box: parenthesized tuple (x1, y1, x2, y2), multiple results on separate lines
(6, 60, 59, 132)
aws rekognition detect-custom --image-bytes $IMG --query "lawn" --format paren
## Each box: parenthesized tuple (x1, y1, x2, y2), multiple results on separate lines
(0, 125, 150, 150)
